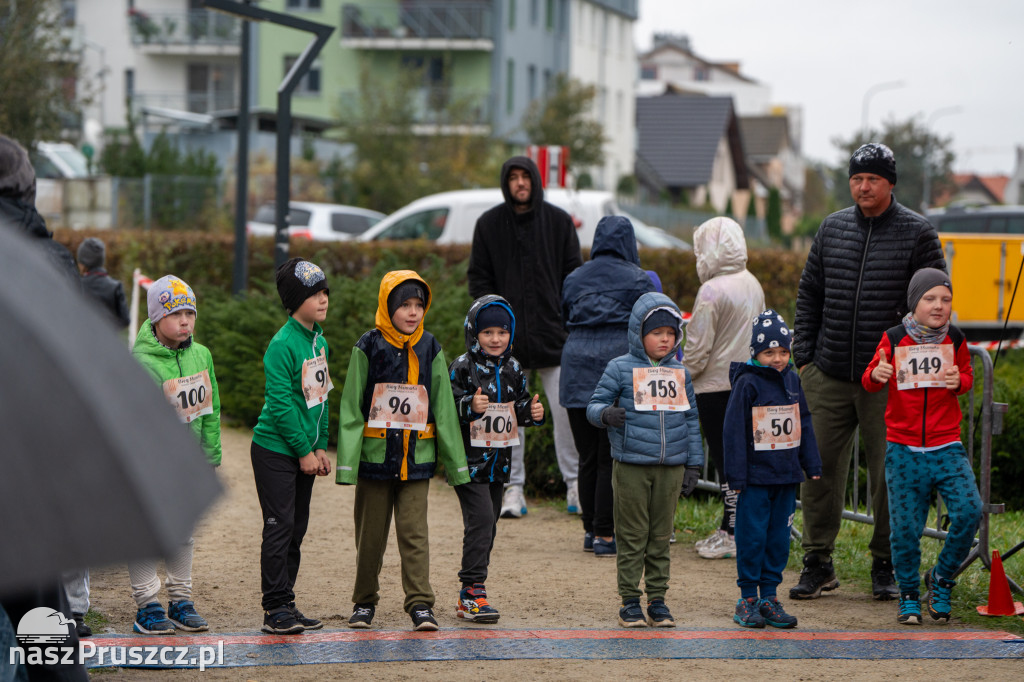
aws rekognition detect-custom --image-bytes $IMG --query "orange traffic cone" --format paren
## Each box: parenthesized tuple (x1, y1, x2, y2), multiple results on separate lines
(976, 550, 1024, 616)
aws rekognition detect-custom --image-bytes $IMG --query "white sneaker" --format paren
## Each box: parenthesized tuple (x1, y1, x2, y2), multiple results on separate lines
(566, 480, 581, 514)
(695, 529, 726, 551)
(698, 530, 736, 559)
(500, 485, 527, 518)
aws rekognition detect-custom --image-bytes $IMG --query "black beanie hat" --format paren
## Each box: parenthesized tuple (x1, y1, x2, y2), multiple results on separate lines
(476, 303, 512, 332)
(77, 237, 106, 270)
(642, 309, 679, 338)
(387, 280, 426, 319)
(749, 309, 792, 358)
(849, 142, 897, 185)
(907, 267, 952, 311)
(276, 257, 329, 314)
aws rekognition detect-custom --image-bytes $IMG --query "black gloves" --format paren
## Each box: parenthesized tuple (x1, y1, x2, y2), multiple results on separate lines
(681, 466, 701, 497)
(601, 406, 626, 428)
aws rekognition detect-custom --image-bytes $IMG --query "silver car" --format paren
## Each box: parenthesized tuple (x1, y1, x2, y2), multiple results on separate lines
(247, 201, 385, 242)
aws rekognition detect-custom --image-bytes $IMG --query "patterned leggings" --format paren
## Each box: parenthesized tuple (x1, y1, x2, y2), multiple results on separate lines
(885, 441, 982, 594)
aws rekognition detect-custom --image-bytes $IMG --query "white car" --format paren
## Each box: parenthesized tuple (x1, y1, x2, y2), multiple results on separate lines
(247, 201, 385, 242)
(356, 189, 691, 250)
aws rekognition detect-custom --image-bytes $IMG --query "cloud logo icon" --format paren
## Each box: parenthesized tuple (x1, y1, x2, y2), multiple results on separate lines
(16, 607, 73, 645)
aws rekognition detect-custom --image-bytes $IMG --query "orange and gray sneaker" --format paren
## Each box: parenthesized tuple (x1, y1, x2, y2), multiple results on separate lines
(456, 583, 500, 623)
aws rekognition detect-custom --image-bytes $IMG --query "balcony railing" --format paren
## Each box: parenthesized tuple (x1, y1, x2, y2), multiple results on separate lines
(133, 90, 237, 116)
(128, 10, 240, 47)
(339, 87, 492, 127)
(341, 2, 493, 42)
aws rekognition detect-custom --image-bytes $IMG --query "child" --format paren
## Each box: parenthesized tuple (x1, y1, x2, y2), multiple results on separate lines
(448, 295, 545, 622)
(587, 292, 703, 628)
(723, 310, 821, 629)
(337, 270, 470, 631)
(251, 258, 333, 635)
(131, 275, 222, 634)
(862, 268, 981, 625)
(77, 237, 130, 329)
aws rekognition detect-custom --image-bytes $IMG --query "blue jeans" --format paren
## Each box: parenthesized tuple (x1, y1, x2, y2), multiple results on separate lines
(735, 484, 797, 600)
(885, 441, 982, 593)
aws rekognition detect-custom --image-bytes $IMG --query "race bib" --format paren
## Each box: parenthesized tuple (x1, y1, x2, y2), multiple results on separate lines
(632, 366, 690, 412)
(162, 370, 213, 424)
(367, 383, 429, 431)
(469, 402, 520, 447)
(894, 344, 954, 390)
(751, 403, 801, 451)
(301, 349, 334, 409)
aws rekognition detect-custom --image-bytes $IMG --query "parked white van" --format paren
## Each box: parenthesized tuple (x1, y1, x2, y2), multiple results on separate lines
(357, 189, 690, 250)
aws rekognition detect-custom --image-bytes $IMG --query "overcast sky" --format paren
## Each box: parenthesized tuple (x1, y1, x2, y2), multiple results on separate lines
(634, 1, 1024, 175)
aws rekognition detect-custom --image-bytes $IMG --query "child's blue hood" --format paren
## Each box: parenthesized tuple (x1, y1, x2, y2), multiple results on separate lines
(591, 215, 640, 265)
(628, 292, 684, 364)
(463, 294, 516, 362)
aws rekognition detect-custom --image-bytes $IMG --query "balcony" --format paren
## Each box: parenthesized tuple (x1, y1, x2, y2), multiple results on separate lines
(339, 87, 492, 132)
(341, 2, 493, 50)
(133, 90, 238, 117)
(128, 10, 240, 55)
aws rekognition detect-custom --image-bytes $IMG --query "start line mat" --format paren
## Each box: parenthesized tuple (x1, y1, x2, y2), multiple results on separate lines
(83, 628, 1024, 668)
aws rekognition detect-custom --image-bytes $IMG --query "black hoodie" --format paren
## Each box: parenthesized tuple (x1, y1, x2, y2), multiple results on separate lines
(467, 156, 583, 368)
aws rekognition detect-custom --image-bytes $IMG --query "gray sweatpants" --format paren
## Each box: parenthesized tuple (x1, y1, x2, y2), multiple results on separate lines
(127, 537, 195, 607)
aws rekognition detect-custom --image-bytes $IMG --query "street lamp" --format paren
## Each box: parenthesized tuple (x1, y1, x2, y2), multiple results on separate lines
(921, 106, 963, 212)
(861, 80, 906, 140)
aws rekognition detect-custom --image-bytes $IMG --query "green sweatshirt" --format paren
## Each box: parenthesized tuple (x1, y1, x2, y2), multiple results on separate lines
(252, 316, 330, 458)
(133, 321, 222, 466)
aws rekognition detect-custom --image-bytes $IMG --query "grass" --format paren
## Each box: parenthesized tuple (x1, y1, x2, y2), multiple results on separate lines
(673, 493, 1024, 636)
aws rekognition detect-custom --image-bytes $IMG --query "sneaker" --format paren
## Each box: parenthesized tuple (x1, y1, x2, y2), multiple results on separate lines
(897, 592, 922, 625)
(168, 600, 209, 632)
(618, 598, 647, 628)
(733, 597, 766, 628)
(456, 584, 500, 623)
(694, 529, 725, 551)
(133, 602, 175, 635)
(566, 480, 581, 514)
(646, 599, 675, 627)
(697, 531, 736, 559)
(758, 596, 797, 628)
(262, 605, 304, 635)
(593, 536, 617, 557)
(409, 603, 438, 631)
(347, 603, 375, 629)
(789, 554, 840, 600)
(72, 613, 91, 639)
(669, 530, 676, 544)
(583, 532, 594, 552)
(871, 558, 899, 601)
(500, 484, 527, 518)
(924, 568, 955, 624)
(288, 602, 322, 630)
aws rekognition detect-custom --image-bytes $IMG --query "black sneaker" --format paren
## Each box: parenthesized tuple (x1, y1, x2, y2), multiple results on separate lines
(618, 598, 647, 628)
(871, 558, 899, 601)
(758, 596, 797, 628)
(789, 554, 840, 600)
(288, 602, 322, 630)
(409, 603, 438, 631)
(73, 613, 92, 638)
(646, 599, 675, 627)
(347, 603, 375, 629)
(262, 606, 304, 635)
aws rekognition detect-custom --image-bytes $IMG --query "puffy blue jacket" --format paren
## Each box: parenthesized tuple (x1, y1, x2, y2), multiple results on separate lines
(722, 360, 822, 491)
(560, 216, 655, 408)
(586, 292, 704, 467)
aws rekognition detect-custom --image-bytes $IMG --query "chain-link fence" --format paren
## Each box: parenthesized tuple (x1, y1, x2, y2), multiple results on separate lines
(111, 175, 224, 231)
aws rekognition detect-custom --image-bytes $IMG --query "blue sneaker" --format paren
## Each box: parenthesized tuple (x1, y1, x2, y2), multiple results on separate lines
(134, 602, 174, 635)
(897, 592, 922, 625)
(618, 598, 647, 628)
(733, 597, 765, 628)
(758, 596, 797, 628)
(457, 584, 500, 623)
(925, 568, 955, 624)
(646, 599, 675, 627)
(583, 532, 594, 552)
(168, 600, 208, 632)
(593, 536, 617, 557)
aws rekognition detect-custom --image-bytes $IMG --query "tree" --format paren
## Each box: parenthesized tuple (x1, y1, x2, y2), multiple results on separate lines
(0, 0, 82, 149)
(766, 187, 782, 241)
(521, 73, 607, 170)
(831, 117, 955, 213)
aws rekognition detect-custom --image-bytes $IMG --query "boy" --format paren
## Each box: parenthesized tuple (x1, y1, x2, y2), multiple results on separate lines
(862, 268, 981, 625)
(587, 292, 703, 628)
(337, 270, 470, 631)
(77, 237, 130, 329)
(449, 295, 545, 623)
(131, 275, 221, 634)
(251, 258, 333, 635)
(723, 310, 821, 629)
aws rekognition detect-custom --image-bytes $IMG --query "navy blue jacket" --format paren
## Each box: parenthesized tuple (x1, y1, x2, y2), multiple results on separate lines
(560, 215, 655, 408)
(723, 361, 822, 491)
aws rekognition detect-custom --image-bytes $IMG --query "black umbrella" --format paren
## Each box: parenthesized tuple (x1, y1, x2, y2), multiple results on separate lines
(0, 226, 222, 592)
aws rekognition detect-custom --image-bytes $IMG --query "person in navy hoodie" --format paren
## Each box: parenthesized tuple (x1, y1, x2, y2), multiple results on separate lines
(724, 310, 822, 629)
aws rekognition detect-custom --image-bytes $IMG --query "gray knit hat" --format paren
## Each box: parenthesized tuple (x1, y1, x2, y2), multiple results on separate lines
(0, 134, 36, 204)
(77, 237, 105, 270)
(907, 268, 952, 312)
(147, 275, 197, 323)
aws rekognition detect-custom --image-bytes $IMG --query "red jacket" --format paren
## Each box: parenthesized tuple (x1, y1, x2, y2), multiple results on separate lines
(861, 324, 972, 447)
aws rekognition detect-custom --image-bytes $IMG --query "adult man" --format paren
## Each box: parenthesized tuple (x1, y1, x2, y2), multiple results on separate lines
(792, 143, 946, 601)
(468, 156, 582, 518)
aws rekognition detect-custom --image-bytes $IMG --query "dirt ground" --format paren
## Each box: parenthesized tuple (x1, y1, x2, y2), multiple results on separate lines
(88, 428, 1022, 680)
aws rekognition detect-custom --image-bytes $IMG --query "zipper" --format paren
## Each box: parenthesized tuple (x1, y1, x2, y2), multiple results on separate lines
(310, 330, 325, 449)
(850, 216, 874, 381)
(659, 411, 666, 463)
(920, 387, 928, 446)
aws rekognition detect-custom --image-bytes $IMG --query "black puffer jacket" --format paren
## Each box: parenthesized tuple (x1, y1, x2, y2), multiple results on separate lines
(467, 156, 583, 368)
(794, 196, 945, 381)
(0, 196, 80, 290)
